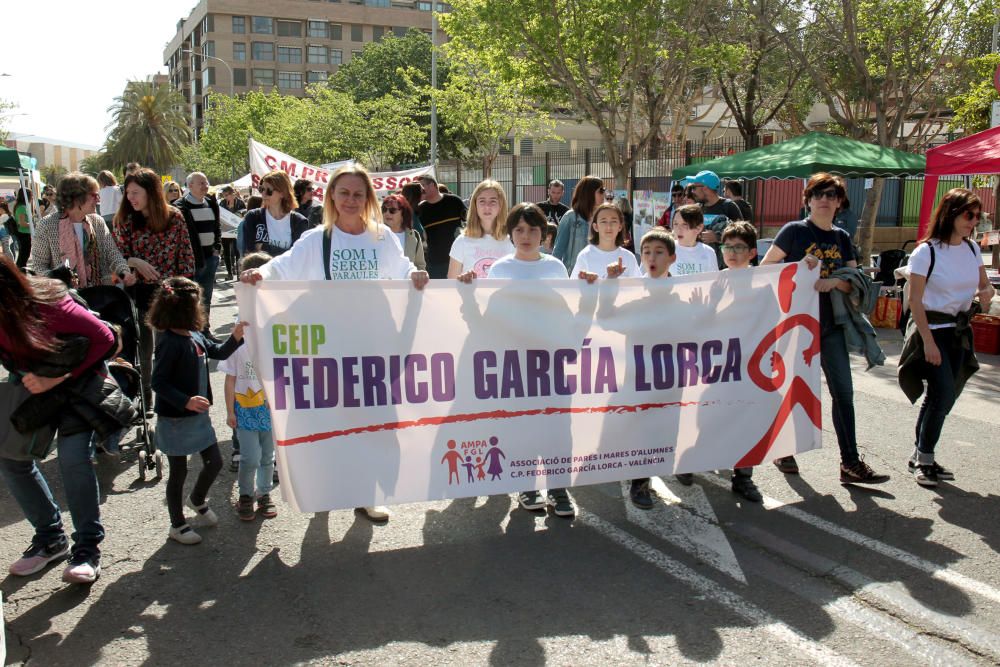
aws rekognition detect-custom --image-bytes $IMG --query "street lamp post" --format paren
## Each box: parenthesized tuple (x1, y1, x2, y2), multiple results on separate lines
(181, 49, 235, 97)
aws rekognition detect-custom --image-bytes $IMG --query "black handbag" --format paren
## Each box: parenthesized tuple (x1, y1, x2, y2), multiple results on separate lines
(0, 383, 57, 461)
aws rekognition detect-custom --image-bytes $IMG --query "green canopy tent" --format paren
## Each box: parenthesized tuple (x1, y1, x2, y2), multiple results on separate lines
(0, 146, 37, 234)
(671, 131, 926, 181)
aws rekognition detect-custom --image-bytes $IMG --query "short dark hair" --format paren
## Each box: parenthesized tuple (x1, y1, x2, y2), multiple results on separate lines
(673, 204, 704, 228)
(548, 179, 564, 189)
(571, 175, 604, 222)
(721, 220, 757, 248)
(246, 195, 263, 210)
(240, 251, 272, 272)
(146, 276, 205, 332)
(802, 172, 847, 208)
(640, 228, 676, 255)
(589, 202, 626, 245)
(97, 170, 117, 188)
(545, 222, 558, 242)
(401, 182, 423, 210)
(293, 179, 314, 201)
(418, 174, 438, 187)
(56, 172, 99, 212)
(724, 180, 743, 197)
(506, 202, 548, 239)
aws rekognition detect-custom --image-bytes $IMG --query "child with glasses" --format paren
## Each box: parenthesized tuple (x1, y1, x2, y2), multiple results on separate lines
(447, 180, 513, 279)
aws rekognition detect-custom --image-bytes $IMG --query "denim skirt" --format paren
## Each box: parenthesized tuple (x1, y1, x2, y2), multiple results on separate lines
(154, 412, 216, 456)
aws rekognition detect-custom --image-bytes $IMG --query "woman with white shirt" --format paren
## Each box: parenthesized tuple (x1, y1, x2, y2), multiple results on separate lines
(447, 179, 513, 279)
(899, 188, 995, 487)
(240, 165, 429, 521)
(97, 171, 123, 221)
(240, 170, 311, 257)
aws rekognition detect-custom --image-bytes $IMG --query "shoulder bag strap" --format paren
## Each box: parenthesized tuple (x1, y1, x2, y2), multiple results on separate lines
(323, 227, 332, 280)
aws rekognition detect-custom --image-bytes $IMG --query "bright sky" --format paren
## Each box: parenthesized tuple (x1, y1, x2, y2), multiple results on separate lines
(3, 0, 197, 148)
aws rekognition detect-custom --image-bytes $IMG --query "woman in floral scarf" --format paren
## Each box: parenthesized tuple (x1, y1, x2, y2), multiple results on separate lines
(27, 173, 135, 289)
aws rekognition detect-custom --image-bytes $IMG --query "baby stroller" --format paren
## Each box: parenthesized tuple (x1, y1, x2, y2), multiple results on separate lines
(77, 284, 163, 480)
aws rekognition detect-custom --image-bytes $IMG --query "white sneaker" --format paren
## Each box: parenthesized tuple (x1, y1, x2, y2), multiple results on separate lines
(186, 497, 219, 526)
(169, 524, 202, 545)
(361, 506, 391, 521)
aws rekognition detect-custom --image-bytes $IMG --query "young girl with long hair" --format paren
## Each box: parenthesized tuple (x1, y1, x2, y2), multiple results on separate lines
(571, 202, 641, 280)
(447, 180, 513, 279)
(148, 277, 245, 544)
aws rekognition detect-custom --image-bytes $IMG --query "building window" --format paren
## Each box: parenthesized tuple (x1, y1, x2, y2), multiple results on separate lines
(366, 0, 390, 5)
(307, 45, 328, 64)
(252, 16, 273, 34)
(278, 46, 302, 64)
(233, 43, 246, 61)
(350, 24, 363, 41)
(307, 71, 327, 84)
(277, 20, 302, 37)
(307, 20, 328, 38)
(202, 67, 216, 87)
(252, 69, 274, 86)
(202, 15, 214, 33)
(417, 1, 431, 9)
(330, 24, 343, 40)
(393, 26, 407, 37)
(251, 42, 274, 61)
(330, 49, 343, 64)
(278, 71, 303, 89)
(351, 50, 362, 59)
(203, 40, 215, 57)
(232, 16, 246, 34)
(233, 68, 247, 86)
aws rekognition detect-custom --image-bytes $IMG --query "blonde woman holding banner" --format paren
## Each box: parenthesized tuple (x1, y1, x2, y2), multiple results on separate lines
(239, 165, 429, 520)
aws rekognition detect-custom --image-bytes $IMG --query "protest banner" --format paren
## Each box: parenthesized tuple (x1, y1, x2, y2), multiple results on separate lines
(632, 190, 655, 246)
(236, 263, 822, 512)
(248, 138, 434, 199)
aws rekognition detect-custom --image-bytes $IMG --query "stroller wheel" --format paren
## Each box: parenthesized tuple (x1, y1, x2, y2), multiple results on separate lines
(154, 452, 164, 479)
(138, 451, 148, 481)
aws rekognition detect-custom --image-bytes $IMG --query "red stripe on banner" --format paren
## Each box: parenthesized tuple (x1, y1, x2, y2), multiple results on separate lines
(276, 400, 716, 447)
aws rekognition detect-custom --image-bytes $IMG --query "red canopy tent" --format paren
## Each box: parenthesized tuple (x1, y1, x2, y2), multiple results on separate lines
(919, 125, 1000, 235)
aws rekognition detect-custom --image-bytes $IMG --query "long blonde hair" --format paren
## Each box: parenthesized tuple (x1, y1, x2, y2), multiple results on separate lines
(465, 180, 509, 240)
(322, 165, 382, 236)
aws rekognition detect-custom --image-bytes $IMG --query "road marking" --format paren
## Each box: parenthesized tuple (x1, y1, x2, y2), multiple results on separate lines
(738, 523, 1000, 663)
(700, 474, 1000, 606)
(578, 510, 860, 667)
(622, 479, 747, 583)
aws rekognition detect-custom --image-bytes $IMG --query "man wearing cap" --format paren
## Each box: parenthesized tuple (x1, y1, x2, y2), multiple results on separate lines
(681, 170, 743, 265)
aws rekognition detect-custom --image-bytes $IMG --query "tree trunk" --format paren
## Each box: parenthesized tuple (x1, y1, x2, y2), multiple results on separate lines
(858, 178, 886, 266)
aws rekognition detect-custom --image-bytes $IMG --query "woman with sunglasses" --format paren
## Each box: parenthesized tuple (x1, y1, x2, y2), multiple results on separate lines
(761, 172, 889, 485)
(552, 175, 606, 270)
(381, 193, 426, 271)
(241, 171, 311, 257)
(27, 172, 135, 289)
(899, 188, 994, 487)
(165, 182, 183, 205)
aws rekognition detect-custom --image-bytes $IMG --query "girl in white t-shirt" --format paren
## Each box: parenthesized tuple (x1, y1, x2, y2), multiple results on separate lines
(572, 203, 641, 281)
(902, 188, 995, 488)
(447, 179, 513, 279)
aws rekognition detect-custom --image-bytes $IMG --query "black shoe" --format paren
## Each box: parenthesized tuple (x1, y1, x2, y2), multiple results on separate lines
(840, 458, 890, 485)
(518, 490, 546, 511)
(629, 479, 654, 510)
(774, 456, 799, 474)
(908, 459, 953, 481)
(546, 488, 576, 517)
(913, 463, 939, 488)
(731, 476, 763, 502)
(675, 473, 694, 486)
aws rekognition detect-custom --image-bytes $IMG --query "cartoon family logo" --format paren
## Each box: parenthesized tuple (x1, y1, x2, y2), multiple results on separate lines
(441, 437, 506, 484)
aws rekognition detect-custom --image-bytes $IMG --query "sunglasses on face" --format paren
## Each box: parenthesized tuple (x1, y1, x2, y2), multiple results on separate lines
(262, 187, 275, 196)
(381, 206, 400, 213)
(811, 189, 840, 200)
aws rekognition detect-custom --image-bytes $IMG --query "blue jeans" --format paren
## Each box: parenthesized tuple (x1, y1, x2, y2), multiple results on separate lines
(236, 428, 274, 497)
(0, 430, 103, 556)
(819, 326, 859, 466)
(194, 253, 220, 319)
(914, 327, 966, 462)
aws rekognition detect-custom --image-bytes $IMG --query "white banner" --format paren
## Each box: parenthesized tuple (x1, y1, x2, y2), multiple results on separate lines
(236, 263, 822, 512)
(248, 138, 434, 200)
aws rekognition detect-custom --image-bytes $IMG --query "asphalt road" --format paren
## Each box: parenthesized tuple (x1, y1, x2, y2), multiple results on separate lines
(2, 276, 999, 666)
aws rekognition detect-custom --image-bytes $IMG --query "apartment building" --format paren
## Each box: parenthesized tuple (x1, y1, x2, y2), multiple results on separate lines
(163, 0, 438, 135)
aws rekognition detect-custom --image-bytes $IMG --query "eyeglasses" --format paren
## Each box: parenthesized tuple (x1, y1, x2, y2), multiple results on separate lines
(381, 206, 400, 214)
(597, 187, 606, 193)
(721, 244, 750, 254)
(958, 209, 980, 221)
(811, 189, 840, 200)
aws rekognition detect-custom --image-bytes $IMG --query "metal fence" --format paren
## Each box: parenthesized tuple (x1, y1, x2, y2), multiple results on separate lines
(434, 138, 992, 229)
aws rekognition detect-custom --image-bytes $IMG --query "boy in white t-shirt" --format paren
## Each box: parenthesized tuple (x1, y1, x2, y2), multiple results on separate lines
(671, 204, 720, 277)
(719, 221, 763, 502)
(221, 252, 278, 521)
(466, 204, 574, 516)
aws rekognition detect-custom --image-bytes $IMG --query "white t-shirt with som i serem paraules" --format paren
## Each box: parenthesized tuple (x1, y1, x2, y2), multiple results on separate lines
(571, 245, 641, 278)
(672, 242, 720, 276)
(486, 253, 568, 280)
(449, 234, 515, 278)
(259, 224, 416, 281)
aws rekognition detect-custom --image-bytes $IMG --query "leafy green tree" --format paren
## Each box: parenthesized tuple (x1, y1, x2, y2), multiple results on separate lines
(441, 0, 717, 188)
(435, 48, 557, 174)
(79, 153, 111, 176)
(330, 29, 443, 102)
(40, 165, 68, 187)
(197, 90, 304, 176)
(763, 0, 987, 259)
(948, 53, 1000, 135)
(103, 81, 192, 173)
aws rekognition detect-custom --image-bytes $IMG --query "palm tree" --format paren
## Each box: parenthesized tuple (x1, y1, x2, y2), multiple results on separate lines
(103, 81, 191, 172)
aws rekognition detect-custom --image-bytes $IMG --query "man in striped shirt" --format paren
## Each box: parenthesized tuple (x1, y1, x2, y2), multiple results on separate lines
(177, 172, 222, 338)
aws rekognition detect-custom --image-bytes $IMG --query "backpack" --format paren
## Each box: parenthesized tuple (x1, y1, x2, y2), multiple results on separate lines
(896, 239, 977, 333)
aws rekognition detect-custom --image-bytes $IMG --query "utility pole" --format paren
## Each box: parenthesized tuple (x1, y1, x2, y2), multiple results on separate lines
(430, 8, 438, 169)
